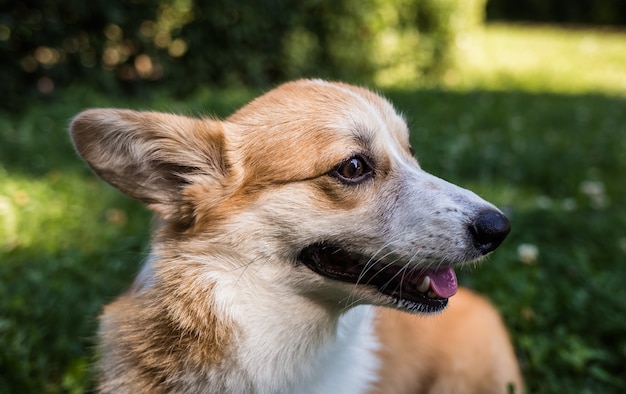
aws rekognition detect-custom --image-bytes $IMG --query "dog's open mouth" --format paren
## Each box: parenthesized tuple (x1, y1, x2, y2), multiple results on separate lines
(299, 243, 458, 313)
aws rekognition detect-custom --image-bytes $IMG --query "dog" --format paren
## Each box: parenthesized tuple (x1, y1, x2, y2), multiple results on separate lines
(70, 79, 523, 393)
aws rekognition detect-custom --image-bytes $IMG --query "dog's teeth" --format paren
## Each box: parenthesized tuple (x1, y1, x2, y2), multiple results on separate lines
(427, 290, 437, 299)
(417, 276, 431, 293)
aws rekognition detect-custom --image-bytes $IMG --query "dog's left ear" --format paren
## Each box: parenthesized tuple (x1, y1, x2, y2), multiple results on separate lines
(70, 109, 228, 223)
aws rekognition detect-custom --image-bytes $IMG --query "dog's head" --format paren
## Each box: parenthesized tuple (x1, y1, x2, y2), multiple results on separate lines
(70, 79, 509, 315)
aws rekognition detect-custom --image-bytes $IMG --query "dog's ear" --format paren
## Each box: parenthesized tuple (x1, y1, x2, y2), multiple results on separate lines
(70, 109, 228, 221)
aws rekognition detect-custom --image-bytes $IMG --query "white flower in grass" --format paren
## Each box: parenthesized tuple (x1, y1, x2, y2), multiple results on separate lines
(536, 196, 552, 210)
(561, 198, 577, 212)
(580, 180, 609, 209)
(580, 180, 604, 196)
(517, 243, 539, 264)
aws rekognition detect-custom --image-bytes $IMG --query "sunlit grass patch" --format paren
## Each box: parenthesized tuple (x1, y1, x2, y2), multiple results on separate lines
(447, 23, 626, 95)
(0, 167, 153, 255)
(0, 167, 151, 392)
(376, 23, 626, 95)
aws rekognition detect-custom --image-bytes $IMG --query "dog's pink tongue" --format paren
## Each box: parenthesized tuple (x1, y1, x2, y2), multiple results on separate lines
(425, 267, 457, 298)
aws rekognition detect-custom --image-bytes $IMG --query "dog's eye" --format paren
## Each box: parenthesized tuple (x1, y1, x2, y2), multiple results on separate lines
(332, 156, 373, 184)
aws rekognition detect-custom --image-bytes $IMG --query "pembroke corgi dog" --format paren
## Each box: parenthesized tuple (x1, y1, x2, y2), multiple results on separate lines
(70, 79, 523, 394)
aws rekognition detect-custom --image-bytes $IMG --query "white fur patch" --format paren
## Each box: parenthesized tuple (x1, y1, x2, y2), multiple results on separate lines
(300, 305, 381, 394)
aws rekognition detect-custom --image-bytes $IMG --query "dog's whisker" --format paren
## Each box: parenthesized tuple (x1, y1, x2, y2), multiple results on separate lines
(343, 240, 395, 304)
(376, 259, 412, 295)
(345, 238, 412, 308)
(356, 239, 403, 283)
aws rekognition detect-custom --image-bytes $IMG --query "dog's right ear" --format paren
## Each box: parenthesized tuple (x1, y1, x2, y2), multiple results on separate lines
(70, 109, 228, 222)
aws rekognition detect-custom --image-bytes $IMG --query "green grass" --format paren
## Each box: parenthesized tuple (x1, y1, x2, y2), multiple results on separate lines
(1, 24, 626, 393)
(390, 89, 626, 393)
(448, 23, 626, 95)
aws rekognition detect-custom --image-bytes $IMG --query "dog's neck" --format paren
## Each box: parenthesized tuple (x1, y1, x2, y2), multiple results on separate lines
(135, 252, 381, 393)
(234, 300, 381, 393)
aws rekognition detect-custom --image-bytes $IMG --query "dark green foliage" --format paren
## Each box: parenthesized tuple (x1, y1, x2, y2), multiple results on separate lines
(0, 0, 162, 108)
(0, 0, 486, 109)
(487, 0, 626, 26)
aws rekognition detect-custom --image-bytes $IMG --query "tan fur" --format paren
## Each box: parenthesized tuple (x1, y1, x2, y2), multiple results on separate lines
(98, 257, 235, 392)
(374, 288, 524, 393)
(70, 79, 523, 393)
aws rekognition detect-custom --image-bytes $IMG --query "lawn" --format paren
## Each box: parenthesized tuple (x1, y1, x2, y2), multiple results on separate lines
(448, 23, 626, 95)
(1, 24, 625, 393)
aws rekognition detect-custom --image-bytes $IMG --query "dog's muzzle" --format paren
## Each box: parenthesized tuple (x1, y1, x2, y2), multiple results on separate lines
(298, 209, 510, 314)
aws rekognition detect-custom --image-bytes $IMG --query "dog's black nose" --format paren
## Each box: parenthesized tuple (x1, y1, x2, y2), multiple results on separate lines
(469, 210, 511, 254)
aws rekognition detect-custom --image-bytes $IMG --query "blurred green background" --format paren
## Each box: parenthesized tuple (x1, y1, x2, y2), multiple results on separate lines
(1, 0, 625, 392)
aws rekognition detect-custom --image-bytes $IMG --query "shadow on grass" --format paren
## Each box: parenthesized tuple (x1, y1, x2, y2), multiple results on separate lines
(1, 87, 625, 393)
(0, 243, 147, 392)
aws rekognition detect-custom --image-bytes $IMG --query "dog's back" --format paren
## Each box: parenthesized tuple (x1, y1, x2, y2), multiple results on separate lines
(375, 288, 523, 393)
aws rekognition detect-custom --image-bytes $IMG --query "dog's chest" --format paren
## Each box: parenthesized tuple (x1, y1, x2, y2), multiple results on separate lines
(292, 305, 381, 394)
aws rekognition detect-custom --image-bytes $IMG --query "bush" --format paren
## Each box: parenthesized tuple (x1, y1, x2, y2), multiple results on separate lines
(487, 0, 626, 26)
(0, 0, 486, 109)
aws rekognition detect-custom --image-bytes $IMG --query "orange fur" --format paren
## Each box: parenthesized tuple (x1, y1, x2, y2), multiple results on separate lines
(98, 259, 235, 392)
(373, 288, 524, 393)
